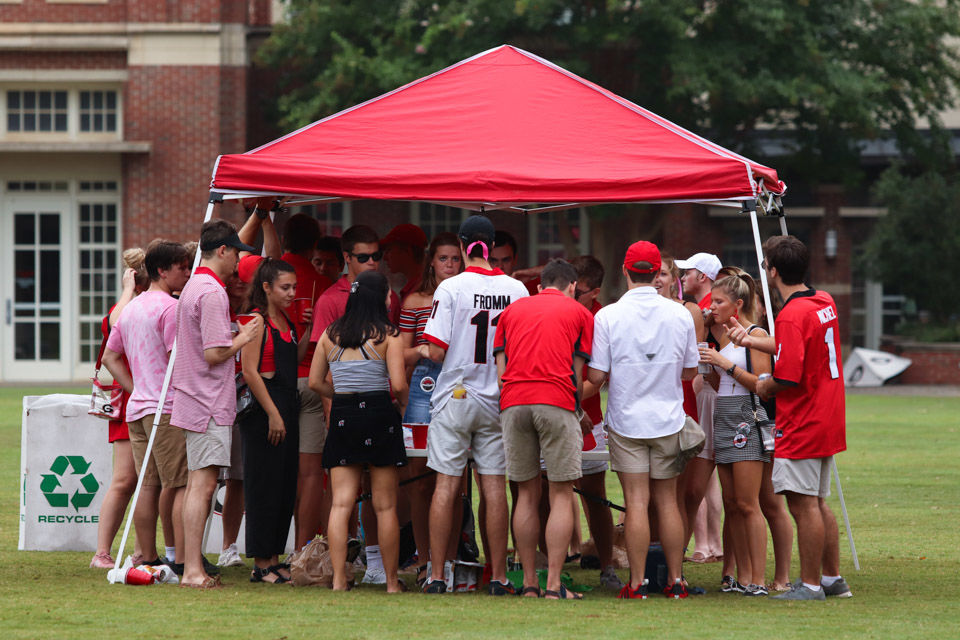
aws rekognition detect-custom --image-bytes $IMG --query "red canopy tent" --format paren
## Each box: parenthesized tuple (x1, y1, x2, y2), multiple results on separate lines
(210, 44, 785, 211)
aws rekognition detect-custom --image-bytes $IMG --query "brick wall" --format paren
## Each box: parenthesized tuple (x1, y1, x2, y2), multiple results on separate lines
(881, 340, 960, 385)
(0, 0, 127, 23)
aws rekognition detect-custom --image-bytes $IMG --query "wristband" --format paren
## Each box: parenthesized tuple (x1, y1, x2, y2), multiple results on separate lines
(726, 364, 737, 377)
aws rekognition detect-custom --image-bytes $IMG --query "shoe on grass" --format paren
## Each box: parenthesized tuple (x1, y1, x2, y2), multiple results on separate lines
(361, 566, 387, 584)
(617, 579, 648, 599)
(217, 543, 244, 568)
(89, 552, 115, 569)
(770, 582, 826, 601)
(488, 579, 517, 596)
(743, 583, 768, 597)
(599, 566, 624, 591)
(422, 578, 447, 594)
(202, 556, 221, 576)
(822, 577, 852, 598)
(720, 575, 745, 593)
(663, 580, 689, 599)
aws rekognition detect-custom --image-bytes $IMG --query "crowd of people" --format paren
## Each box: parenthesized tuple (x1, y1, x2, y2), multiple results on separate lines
(89, 207, 851, 601)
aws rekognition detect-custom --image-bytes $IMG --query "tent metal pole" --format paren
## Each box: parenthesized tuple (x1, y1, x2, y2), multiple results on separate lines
(109, 201, 217, 581)
(779, 212, 789, 235)
(832, 458, 861, 570)
(749, 207, 776, 337)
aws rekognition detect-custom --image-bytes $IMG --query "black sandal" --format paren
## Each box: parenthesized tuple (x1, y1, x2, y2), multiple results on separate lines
(520, 585, 542, 598)
(415, 564, 429, 588)
(251, 565, 291, 584)
(543, 584, 583, 600)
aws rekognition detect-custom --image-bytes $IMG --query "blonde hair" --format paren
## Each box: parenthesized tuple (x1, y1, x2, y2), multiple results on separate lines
(122, 247, 150, 290)
(659, 252, 681, 300)
(712, 273, 758, 325)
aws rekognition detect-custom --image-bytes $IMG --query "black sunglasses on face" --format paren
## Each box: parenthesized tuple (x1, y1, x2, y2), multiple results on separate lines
(350, 250, 383, 263)
(574, 288, 592, 300)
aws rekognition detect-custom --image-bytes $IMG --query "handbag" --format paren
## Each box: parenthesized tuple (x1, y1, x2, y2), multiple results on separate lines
(672, 415, 705, 473)
(744, 326, 775, 453)
(235, 315, 268, 420)
(88, 319, 124, 420)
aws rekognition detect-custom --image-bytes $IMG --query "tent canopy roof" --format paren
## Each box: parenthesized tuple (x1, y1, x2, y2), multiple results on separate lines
(211, 45, 785, 210)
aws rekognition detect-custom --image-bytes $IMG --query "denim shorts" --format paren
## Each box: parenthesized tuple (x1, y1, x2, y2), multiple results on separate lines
(403, 358, 442, 426)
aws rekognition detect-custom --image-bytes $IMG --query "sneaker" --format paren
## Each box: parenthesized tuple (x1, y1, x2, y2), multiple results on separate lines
(346, 538, 362, 563)
(202, 556, 221, 576)
(443, 560, 454, 591)
(422, 578, 447, 594)
(743, 583, 768, 597)
(488, 580, 517, 596)
(822, 577, 853, 598)
(361, 566, 387, 584)
(89, 552, 115, 569)
(217, 543, 244, 568)
(617, 579, 648, 599)
(600, 566, 625, 591)
(664, 580, 688, 599)
(770, 582, 826, 601)
(720, 575, 745, 593)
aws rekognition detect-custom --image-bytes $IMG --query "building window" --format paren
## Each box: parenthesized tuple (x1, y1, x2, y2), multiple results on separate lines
(6, 90, 68, 132)
(77, 202, 120, 363)
(79, 90, 118, 132)
(6, 180, 69, 193)
(528, 208, 588, 265)
(410, 203, 467, 239)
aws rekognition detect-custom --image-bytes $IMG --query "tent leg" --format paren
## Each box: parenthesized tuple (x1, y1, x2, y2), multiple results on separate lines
(109, 201, 217, 580)
(749, 208, 777, 337)
(832, 458, 861, 571)
(778, 213, 789, 236)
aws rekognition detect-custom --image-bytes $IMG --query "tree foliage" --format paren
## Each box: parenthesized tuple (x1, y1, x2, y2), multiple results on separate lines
(257, 0, 960, 180)
(863, 167, 960, 320)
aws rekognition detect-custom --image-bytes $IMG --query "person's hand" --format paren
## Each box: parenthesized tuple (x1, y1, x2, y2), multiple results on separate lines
(238, 314, 262, 344)
(757, 376, 775, 401)
(698, 344, 725, 367)
(121, 268, 137, 292)
(417, 344, 430, 359)
(268, 412, 285, 445)
(512, 266, 543, 282)
(299, 306, 313, 326)
(579, 411, 593, 435)
(723, 317, 751, 348)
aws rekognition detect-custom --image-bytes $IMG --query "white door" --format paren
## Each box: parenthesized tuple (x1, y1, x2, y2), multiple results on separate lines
(2, 197, 73, 381)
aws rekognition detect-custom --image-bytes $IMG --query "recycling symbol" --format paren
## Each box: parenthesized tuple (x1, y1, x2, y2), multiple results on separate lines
(40, 456, 99, 511)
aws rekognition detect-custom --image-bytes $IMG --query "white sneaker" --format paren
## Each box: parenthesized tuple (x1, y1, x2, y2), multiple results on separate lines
(361, 566, 387, 584)
(217, 543, 244, 568)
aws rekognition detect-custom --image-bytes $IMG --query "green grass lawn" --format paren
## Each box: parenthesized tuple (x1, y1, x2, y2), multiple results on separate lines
(1, 387, 958, 638)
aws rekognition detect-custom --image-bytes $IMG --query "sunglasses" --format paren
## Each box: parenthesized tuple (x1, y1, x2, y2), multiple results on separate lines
(350, 250, 383, 264)
(574, 288, 593, 300)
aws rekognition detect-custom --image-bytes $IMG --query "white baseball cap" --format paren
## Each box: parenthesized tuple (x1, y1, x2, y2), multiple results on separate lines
(675, 253, 722, 281)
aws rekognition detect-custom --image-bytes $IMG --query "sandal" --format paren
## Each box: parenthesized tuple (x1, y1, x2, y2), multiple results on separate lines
(689, 551, 712, 564)
(179, 576, 221, 590)
(415, 564, 429, 588)
(251, 565, 290, 584)
(543, 584, 583, 600)
(520, 585, 542, 598)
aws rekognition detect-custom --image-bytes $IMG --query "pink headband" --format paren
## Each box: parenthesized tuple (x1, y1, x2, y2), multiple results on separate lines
(466, 241, 489, 260)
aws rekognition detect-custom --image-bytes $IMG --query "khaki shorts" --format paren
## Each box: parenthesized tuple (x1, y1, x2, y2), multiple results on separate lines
(298, 377, 328, 454)
(128, 413, 188, 488)
(427, 396, 504, 476)
(185, 419, 232, 471)
(772, 456, 833, 498)
(502, 404, 582, 483)
(607, 428, 681, 479)
(127, 415, 161, 487)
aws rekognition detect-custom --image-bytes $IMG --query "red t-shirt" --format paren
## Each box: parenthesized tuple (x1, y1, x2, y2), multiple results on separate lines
(581, 300, 604, 424)
(698, 292, 712, 311)
(281, 252, 331, 377)
(772, 288, 846, 459)
(493, 288, 594, 412)
(310, 275, 401, 342)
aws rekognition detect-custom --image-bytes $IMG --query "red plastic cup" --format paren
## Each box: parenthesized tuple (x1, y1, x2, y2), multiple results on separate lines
(582, 430, 596, 451)
(411, 424, 428, 449)
(292, 298, 312, 325)
(237, 313, 258, 326)
(124, 566, 156, 585)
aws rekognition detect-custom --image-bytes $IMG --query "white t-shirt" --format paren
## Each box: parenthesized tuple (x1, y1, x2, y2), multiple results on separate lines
(422, 266, 529, 414)
(590, 286, 699, 439)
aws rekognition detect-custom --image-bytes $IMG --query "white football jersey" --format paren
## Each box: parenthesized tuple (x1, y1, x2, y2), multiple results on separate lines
(422, 267, 529, 414)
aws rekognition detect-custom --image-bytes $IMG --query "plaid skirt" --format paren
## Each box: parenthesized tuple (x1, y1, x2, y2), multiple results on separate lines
(712, 395, 770, 465)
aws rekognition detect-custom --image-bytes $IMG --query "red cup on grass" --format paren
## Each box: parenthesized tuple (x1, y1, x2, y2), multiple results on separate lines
(124, 567, 156, 585)
(410, 424, 428, 449)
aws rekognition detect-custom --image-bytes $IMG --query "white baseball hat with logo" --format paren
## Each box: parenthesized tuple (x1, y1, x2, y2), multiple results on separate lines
(675, 253, 722, 281)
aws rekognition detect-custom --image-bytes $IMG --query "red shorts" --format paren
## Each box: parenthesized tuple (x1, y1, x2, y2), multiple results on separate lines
(107, 389, 131, 442)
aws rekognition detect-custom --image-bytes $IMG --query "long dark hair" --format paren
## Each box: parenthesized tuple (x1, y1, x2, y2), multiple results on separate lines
(247, 257, 295, 315)
(417, 232, 461, 296)
(327, 270, 398, 348)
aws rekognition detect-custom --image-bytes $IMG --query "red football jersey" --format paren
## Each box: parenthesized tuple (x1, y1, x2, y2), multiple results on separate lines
(772, 289, 846, 459)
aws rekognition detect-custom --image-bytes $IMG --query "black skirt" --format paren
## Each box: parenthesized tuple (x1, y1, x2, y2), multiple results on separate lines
(322, 392, 407, 469)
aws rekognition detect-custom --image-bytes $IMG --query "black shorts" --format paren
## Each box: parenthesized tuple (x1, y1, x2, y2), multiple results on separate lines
(322, 392, 407, 469)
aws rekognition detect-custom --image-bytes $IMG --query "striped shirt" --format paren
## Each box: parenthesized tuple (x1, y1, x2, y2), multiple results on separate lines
(399, 306, 431, 346)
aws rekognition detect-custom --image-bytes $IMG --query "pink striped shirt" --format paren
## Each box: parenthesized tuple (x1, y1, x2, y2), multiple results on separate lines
(170, 268, 234, 433)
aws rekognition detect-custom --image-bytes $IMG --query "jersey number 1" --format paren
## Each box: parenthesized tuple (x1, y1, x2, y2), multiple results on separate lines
(825, 327, 839, 379)
(470, 311, 499, 364)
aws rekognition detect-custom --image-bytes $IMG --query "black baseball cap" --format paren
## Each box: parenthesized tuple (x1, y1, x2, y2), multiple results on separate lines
(458, 215, 495, 245)
(200, 231, 256, 253)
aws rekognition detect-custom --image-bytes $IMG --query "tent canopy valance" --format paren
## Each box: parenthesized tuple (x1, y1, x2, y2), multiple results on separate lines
(210, 45, 785, 213)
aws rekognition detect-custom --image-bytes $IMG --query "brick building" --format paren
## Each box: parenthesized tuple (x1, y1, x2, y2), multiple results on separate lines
(2, 1, 952, 382)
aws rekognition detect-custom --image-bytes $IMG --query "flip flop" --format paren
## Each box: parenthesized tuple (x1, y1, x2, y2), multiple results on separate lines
(179, 576, 221, 590)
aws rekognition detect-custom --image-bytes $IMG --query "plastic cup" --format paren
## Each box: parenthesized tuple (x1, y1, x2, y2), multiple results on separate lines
(293, 298, 312, 324)
(411, 424, 428, 449)
(237, 313, 258, 326)
(697, 342, 712, 374)
(124, 566, 156, 585)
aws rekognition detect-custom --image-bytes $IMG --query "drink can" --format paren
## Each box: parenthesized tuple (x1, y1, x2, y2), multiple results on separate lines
(697, 342, 712, 375)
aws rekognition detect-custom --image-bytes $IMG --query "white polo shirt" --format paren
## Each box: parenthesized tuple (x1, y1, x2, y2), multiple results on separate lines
(590, 286, 699, 439)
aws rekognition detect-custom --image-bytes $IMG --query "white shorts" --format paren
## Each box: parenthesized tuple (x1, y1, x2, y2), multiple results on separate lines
(426, 396, 504, 476)
(185, 419, 232, 471)
(772, 456, 833, 498)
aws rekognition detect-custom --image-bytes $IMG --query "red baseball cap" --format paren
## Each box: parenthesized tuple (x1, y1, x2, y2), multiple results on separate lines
(382, 224, 427, 250)
(237, 254, 263, 284)
(623, 241, 661, 273)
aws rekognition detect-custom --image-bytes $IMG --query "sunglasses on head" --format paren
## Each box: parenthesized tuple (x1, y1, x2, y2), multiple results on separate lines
(350, 250, 383, 263)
